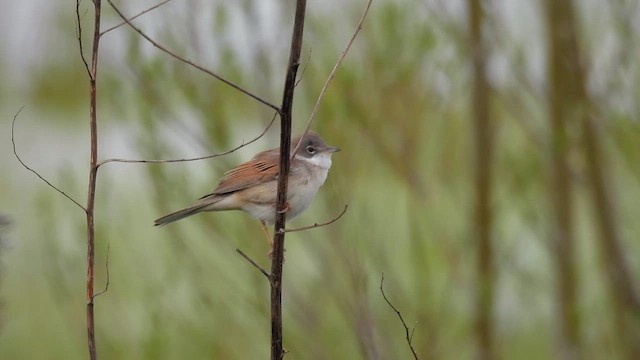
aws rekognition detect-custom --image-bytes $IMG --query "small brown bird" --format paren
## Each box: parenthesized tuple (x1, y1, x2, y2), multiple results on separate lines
(154, 131, 340, 250)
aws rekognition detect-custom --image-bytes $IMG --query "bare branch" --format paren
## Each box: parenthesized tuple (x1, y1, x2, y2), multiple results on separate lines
(270, 1, 308, 358)
(92, 242, 110, 300)
(294, 48, 312, 88)
(278, 204, 348, 234)
(11, 107, 86, 212)
(236, 248, 270, 280)
(100, 0, 173, 36)
(292, 0, 373, 157)
(380, 273, 420, 360)
(76, 0, 91, 77)
(96, 111, 277, 168)
(105, 0, 281, 113)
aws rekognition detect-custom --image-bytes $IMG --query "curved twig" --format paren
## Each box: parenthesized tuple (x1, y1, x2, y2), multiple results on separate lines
(92, 242, 110, 300)
(100, 0, 173, 36)
(278, 204, 348, 234)
(292, 0, 373, 157)
(11, 107, 86, 211)
(76, 0, 91, 77)
(96, 111, 277, 168)
(380, 273, 419, 360)
(294, 48, 313, 88)
(105, 0, 281, 113)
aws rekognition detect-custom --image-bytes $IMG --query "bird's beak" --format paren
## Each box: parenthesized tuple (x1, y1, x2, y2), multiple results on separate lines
(326, 146, 341, 153)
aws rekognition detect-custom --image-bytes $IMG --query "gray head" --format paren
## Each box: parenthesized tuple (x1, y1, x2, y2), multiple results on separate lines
(292, 131, 341, 158)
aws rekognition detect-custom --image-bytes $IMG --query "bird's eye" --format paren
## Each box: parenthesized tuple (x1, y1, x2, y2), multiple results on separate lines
(306, 145, 316, 154)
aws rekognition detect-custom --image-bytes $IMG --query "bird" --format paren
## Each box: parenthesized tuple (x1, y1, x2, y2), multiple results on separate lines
(154, 130, 340, 252)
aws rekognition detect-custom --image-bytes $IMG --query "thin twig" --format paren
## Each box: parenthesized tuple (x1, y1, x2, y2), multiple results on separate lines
(380, 273, 420, 360)
(11, 107, 86, 211)
(100, 0, 173, 36)
(294, 48, 312, 88)
(106, 0, 281, 113)
(236, 248, 270, 279)
(76, 0, 91, 77)
(96, 111, 277, 168)
(278, 204, 348, 234)
(93, 242, 110, 299)
(291, 0, 373, 157)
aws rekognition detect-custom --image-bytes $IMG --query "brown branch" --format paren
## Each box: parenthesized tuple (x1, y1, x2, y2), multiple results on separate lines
(96, 112, 277, 168)
(100, 0, 173, 36)
(270, 1, 307, 358)
(12, 107, 86, 211)
(105, 0, 281, 113)
(291, 0, 373, 157)
(236, 249, 270, 279)
(83, 0, 102, 358)
(93, 242, 110, 299)
(76, 0, 91, 77)
(278, 204, 348, 234)
(380, 273, 419, 360)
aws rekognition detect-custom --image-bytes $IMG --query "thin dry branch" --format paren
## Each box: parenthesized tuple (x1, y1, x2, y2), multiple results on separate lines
(76, 0, 91, 76)
(292, 0, 373, 157)
(92, 242, 110, 299)
(278, 204, 348, 234)
(96, 112, 277, 168)
(236, 248, 270, 279)
(380, 273, 420, 360)
(294, 48, 313, 88)
(100, 0, 173, 36)
(106, 0, 280, 112)
(11, 107, 86, 211)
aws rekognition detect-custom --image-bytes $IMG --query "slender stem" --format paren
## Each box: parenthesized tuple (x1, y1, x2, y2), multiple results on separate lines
(468, 0, 495, 359)
(291, 0, 373, 157)
(270, 1, 306, 358)
(100, 0, 173, 36)
(85, 1, 102, 359)
(546, 1, 582, 358)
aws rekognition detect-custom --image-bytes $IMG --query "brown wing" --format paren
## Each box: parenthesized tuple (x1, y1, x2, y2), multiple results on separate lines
(203, 149, 280, 196)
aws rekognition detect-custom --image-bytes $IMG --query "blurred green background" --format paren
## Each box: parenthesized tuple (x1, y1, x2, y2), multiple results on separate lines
(1, 0, 639, 359)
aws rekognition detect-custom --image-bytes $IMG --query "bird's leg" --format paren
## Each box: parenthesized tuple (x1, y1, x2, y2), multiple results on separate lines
(260, 221, 274, 257)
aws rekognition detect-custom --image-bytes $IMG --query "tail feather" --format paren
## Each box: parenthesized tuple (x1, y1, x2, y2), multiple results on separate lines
(154, 203, 210, 226)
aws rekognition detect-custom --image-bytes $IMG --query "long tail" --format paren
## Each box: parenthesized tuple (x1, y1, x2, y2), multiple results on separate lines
(154, 203, 211, 226)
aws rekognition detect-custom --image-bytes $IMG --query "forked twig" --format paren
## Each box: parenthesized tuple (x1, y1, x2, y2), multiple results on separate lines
(100, 0, 173, 36)
(278, 204, 348, 234)
(106, 0, 280, 113)
(380, 273, 420, 360)
(292, 0, 373, 157)
(96, 111, 277, 168)
(236, 248, 270, 279)
(11, 107, 86, 211)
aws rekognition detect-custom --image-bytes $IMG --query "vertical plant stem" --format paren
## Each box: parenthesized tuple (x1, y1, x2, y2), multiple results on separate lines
(86, 1, 102, 359)
(467, 0, 495, 359)
(545, 1, 582, 359)
(270, 0, 306, 359)
(557, 0, 640, 357)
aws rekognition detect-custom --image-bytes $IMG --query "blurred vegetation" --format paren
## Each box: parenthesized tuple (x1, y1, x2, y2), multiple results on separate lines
(1, 0, 639, 359)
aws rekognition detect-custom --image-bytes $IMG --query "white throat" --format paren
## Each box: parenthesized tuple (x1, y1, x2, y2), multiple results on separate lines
(296, 152, 333, 170)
